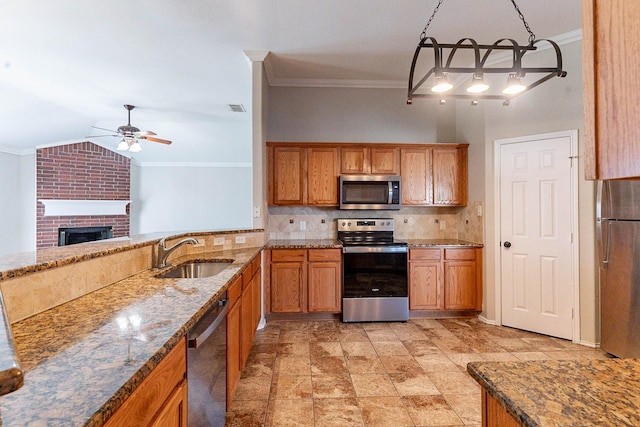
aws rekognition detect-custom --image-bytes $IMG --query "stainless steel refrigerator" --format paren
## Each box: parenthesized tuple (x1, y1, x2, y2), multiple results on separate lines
(596, 180, 640, 358)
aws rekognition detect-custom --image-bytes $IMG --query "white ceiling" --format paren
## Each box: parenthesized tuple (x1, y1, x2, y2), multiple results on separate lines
(0, 0, 582, 163)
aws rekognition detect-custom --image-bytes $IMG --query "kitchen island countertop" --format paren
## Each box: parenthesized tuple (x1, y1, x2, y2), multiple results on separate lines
(467, 358, 640, 426)
(0, 247, 261, 426)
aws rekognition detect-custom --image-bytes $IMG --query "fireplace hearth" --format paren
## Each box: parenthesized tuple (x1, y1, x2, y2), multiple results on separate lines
(58, 226, 113, 246)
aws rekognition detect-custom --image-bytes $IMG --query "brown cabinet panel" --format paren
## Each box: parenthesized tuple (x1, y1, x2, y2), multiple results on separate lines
(583, 0, 640, 179)
(409, 248, 441, 261)
(271, 147, 305, 204)
(307, 147, 339, 205)
(341, 146, 369, 174)
(409, 261, 441, 310)
(105, 338, 187, 427)
(226, 298, 241, 409)
(308, 248, 341, 262)
(308, 261, 341, 312)
(371, 147, 400, 175)
(401, 148, 431, 205)
(444, 260, 477, 310)
(482, 390, 520, 427)
(270, 261, 306, 313)
(241, 285, 253, 364)
(252, 267, 262, 331)
(271, 249, 306, 262)
(432, 147, 467, 206)
(444, 248, 476, 260)
(150, 380, 187, 427)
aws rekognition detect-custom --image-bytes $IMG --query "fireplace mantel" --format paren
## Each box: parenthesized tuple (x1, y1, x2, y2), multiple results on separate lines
(38, 200, 130, 217)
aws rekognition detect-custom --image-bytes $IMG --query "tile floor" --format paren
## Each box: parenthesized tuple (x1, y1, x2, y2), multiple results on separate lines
(225, 318, 610, 426)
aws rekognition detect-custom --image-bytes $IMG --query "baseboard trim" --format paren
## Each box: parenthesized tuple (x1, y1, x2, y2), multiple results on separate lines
(478, 315, 497, 325)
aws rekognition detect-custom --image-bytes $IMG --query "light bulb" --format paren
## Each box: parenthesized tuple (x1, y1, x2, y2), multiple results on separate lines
(116, 139, 129, 151)
(431, 73, 453, 93)
(466, 75, 489, 93)
(503, 74, 526, 95)
(129, 141, 142, 152)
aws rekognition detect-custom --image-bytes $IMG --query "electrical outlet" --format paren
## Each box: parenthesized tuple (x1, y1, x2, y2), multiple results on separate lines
(300, 220, 306, 231)
(440, 220, 446, 230)
(213, 237, 225, 246)
(235, 236, 246, 244)
(253, 206, 261, 218)
(477, 205, 483, 217)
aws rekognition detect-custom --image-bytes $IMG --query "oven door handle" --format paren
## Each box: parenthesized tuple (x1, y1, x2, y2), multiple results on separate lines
(342, 246, 408, 254)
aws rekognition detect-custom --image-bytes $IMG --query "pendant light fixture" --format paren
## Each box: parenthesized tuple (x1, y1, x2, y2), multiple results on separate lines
(407, 0, 567, 106)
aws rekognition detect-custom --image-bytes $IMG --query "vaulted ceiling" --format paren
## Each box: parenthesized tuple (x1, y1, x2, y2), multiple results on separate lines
(0, 0, 582, 163)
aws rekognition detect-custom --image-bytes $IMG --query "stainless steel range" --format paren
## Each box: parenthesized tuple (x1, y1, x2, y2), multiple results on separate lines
(337, 218, 409, 322)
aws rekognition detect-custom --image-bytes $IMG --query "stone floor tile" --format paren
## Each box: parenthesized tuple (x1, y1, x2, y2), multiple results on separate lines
(379, 355, 425, 374)
(226, 399, 268, 426)
(314, 397, 365, 427)
(311, 356, 349, 376)
(443, 392, 482, 425)
(351, 373, 398, 397)
(402, 395, 464, 426)
(270, 375, 312, 399)
(389, 371, 441, 396)
(312, 374, 357, 398)
(427, 370, 480, 395)
(345, 355, 387, 374)
(358, 396, 415, 426)
(341, 340, 377, 357)
(265, 398, 314, 427)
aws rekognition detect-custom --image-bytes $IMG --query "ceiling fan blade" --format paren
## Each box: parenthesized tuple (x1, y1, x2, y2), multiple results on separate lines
(85, 134, 118, 138)
(91, 125, 119, 133)
(136, 130, 157, 136)
(141, 135, 172, 145)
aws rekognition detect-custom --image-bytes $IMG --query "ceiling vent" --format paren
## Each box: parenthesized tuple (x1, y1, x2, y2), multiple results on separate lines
(228, 104, 246, 112)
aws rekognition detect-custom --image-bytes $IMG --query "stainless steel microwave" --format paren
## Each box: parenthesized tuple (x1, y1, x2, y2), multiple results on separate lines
(339, 175, 401, 210)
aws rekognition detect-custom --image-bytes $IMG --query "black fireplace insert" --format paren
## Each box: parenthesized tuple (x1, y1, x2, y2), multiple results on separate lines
(58, 226, 113, 246)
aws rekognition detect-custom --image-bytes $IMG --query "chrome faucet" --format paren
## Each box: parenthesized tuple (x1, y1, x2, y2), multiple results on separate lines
(154, 237, 199, 268)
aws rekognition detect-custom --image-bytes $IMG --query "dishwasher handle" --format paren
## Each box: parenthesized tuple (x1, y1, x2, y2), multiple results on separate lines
(188, 299, 228, 349)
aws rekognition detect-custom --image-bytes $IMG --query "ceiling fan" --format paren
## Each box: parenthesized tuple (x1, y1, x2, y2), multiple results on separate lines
(90, 104, 172, 152)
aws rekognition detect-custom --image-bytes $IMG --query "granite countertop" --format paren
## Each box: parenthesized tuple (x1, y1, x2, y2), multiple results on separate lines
(405, 239, 483, 248)
(265, 239, 343, 249)
(467, 359, 640, 426)
(0, 247, 261, 426)
(0, 228, 264, 281)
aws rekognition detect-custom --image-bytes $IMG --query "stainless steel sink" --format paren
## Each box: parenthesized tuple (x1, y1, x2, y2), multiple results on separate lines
(156, 261, 233, 279)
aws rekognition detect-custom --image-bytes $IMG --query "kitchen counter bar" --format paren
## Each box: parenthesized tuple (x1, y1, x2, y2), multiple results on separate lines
(0, 247, 261, 426)
(265, 239, 483, 249)
(467, 358, 639, 426)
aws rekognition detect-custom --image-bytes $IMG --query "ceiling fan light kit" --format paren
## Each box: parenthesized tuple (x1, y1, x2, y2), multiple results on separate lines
(407, 0, 567, 106)
(91, 104, 172, 152)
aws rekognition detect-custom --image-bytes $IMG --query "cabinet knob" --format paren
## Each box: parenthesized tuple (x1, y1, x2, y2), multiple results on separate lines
(503, 241, 512, 248)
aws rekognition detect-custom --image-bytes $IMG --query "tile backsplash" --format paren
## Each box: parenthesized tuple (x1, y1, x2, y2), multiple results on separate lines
(267, 201, 484, 243)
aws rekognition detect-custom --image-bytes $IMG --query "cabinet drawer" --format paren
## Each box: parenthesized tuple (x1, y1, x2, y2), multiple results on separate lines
(409, 248, 442, 261)
(308, 249, 341, 262)
(271, 249, 306, 262)
(228, 275, 242, 306)
(444, 248, 476, 260)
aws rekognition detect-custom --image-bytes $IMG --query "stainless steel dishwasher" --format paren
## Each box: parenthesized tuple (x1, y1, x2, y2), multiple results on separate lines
(187, 294, 228, 426)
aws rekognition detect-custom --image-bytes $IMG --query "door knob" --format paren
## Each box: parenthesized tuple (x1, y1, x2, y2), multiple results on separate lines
(503, 241, 512, 248)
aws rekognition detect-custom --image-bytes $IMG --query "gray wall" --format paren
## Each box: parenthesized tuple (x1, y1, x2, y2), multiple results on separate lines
(0, 151, 35, 256)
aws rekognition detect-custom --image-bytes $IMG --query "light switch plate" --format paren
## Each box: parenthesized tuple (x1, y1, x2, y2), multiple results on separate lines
(235, 236, 246, 244)
(477, 205, 483, 216)
(300, 220, 306, 231)
(213, 237, 225, 246)
(440, 220, 446, 230)
(253, 206, 261, 218)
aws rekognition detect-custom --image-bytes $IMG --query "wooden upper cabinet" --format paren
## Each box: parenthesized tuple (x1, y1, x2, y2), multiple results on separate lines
(432, 147, 467, 206)
(270, 146, 305, 205)
(340, 146, 400, 175)
(341, 146, 369, 174)
(583, 0, 640, 179)
(307, 147, 339, 205)
(370, 147, 400, 175)
(401, 148, 431, 205)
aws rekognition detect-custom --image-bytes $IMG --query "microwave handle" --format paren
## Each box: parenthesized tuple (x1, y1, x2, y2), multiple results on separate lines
(388, 181, 393, 204)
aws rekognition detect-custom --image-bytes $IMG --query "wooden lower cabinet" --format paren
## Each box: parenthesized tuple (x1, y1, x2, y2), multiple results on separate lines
(105, 338, 187, 427)
(409, 247, 482, 313)
(482, 389, 521, 427)
(268, 248, 341, 314)
(226, 276, 242, 409)
(308, 249, 342, 312)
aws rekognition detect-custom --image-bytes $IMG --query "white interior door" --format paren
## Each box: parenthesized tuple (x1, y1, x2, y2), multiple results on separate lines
(499, 135, 574, 340)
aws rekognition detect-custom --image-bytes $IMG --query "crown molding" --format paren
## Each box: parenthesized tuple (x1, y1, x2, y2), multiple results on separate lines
(0, 145, 34, 156)
(132, 161, 252, 168)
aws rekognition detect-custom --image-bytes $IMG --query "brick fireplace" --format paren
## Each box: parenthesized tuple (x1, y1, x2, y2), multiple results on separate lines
(36, 142, 130, 248)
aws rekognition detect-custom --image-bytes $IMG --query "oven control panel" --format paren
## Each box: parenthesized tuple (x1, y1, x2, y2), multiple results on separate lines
(337, 218, 394, 232)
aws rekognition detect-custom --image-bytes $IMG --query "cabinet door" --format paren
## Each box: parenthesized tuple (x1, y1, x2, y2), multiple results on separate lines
(583, 0, 640, 179)
(341, 146, 369, 174)
(252, 267, 262, 331)
(444, 260, 477, 310)
(241, 285, 254, 365)
(432, 147, 467, 206)
(270, 261, 306, 313)
(307, 147, 339, 205)
(226, 299, 241, 408)
(401, 148, 431, 205)
(271, 147, 305, 205)
(409, 262, 441, 310)
(150, 380, 188, 427)
(308, 261, 341, 312)
(371, 147, 400, 175)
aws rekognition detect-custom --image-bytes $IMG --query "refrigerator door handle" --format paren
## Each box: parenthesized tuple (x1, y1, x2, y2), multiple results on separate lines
(597, 181, 612, 269)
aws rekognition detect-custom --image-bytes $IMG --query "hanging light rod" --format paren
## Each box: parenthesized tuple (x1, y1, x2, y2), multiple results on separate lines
(407, 0, 567, 105)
